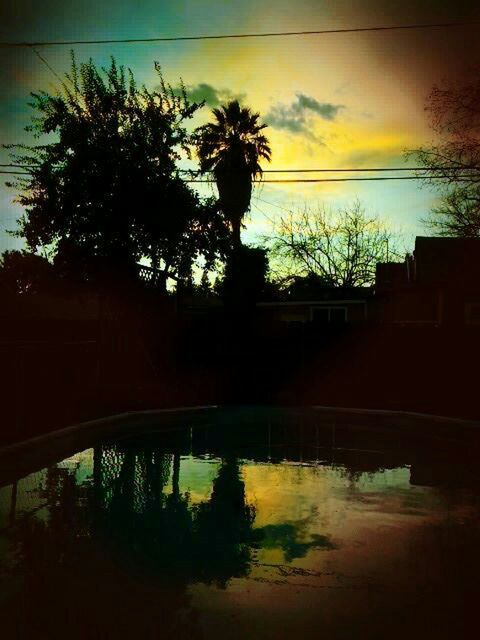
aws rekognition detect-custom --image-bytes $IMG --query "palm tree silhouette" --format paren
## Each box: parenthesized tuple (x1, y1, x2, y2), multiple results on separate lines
(195, 100, 271, 249)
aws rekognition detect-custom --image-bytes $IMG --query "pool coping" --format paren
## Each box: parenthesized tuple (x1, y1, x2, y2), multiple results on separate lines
(1, 404, 479, 487)
(312, 405, 480, 429)
(0, 405, 219, 487)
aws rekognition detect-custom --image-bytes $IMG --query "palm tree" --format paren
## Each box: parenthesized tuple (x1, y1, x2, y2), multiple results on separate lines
(195, 100, 271, 249)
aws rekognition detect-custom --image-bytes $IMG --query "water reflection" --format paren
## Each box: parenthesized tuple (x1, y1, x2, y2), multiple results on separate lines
(1, 422, 480, 639)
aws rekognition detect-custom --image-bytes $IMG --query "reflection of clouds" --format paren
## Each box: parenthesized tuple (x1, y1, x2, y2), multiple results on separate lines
(243, 461, 452, 561)
(257, 515, 337, 562)
(341, 483, 440, 518)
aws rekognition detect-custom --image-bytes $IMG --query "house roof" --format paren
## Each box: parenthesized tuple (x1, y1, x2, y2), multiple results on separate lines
(414, 236, 480, 285)
(274, 286, 373, 303)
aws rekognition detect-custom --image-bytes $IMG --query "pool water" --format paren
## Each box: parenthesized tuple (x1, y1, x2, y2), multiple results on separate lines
(1, 417, 480, 639)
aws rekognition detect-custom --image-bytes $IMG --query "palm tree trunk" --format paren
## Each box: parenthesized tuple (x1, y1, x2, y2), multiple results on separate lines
(232, 219, 242, 250)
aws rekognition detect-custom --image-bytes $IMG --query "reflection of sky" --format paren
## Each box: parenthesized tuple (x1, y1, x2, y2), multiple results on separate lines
(2, 443, 480, 639)
(0, 469, 48, 527)
(2, 1, 480, 253)
(189, 457, 479, 638)
(166, 455, 221, 502)
(58, 447, 94, 484)
(242, 462, 439, 549)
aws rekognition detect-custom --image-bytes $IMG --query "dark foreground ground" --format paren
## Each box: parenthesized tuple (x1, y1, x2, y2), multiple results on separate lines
(2, 311, 479, 446)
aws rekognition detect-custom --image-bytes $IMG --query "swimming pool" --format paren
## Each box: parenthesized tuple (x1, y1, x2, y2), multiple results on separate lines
(1, 407, 479, 639)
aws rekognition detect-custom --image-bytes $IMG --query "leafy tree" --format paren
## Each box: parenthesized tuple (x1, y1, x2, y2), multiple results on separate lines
(277, 273, 335, 300)
(194, 100, 271, 249)
(408, 74, 480, 236)
(5, 55, 229, 287)
(0, 249, 56, 294)
(217, 244, 270, 306)
(267, 199, 400, 288)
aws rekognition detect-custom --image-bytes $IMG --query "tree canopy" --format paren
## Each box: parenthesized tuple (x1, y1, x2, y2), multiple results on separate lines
(0, 249, 56, 295)
(5, 55, 229, 287)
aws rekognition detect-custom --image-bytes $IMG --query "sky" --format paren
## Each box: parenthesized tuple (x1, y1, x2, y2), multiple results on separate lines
(1, 0, 480, 254)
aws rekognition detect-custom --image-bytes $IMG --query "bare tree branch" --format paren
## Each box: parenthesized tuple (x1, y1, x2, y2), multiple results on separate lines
(408, 72, 480, 237)
(266, 199, 401, 288)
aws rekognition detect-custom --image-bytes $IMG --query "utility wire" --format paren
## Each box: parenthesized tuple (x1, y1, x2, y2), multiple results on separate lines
(1, 163, 476, 172)
(252, 198, 277, 224)
(185, 175, 480, 183)
(250, 167, 477, 173)
(32, 48, 64, 83)
(2, 164, 476, 172)
(2, 171, 480, 182)
(1, 21, 478, 48)
(254, 195, 293, 215)
(181, 166, 477, 175)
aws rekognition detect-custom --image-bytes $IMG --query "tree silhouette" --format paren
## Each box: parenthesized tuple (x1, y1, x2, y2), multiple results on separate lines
(0, 249, 57, 294)
(408, 74, 480, 237)
(90, 445, 258, 587)
(268, 199, 400, 287)
(4, 55, 229, 287)
(217, 244, 270, 306)
(194, 100, 271, 249)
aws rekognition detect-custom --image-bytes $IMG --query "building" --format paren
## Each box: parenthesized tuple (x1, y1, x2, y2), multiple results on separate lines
(256, 287, 371, 330)
(374, 236, 480, 327)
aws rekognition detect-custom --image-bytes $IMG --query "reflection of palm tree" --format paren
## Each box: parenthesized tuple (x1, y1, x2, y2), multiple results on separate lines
(195, 100, 271, 249)
(194, 456, 259, 587)
(207, 456, 255, 542)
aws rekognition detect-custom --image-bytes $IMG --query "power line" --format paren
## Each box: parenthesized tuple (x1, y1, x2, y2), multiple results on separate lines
(2, 163, 476, 172)
(2, 170, 480, 182)
(252, 198, 276, 224)
(254, 195, 292, 215)
(32, 48, 63, 84)
(1, 21, 478, 48)
(2, 163, 476, 173)
(186, 175, 480, 183)
(254, 167, 476, 173)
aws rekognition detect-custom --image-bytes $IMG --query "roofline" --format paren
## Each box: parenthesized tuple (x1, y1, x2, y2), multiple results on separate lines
(257, 300, 367, 307)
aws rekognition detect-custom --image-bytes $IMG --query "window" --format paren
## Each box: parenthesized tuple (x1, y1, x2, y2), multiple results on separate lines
(311, 308, 329, 324)
(465, 303, 480, 325)
(311, 306, 347, 324)
(330, 307, 347, 324)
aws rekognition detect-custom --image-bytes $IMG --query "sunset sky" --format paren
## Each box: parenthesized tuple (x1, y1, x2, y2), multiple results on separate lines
(2, 0, 480, 253)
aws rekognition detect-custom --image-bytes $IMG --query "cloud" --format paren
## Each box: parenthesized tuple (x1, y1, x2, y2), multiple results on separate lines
(172, 82, 246, 107)
(295, 94, 342, 121)
(265, 93, 343, 141)
(187, 83, 222, 106)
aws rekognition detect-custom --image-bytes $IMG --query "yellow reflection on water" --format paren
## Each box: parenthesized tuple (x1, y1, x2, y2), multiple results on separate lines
(2, 443, 480, 640)
(191, 460, 479, 639)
